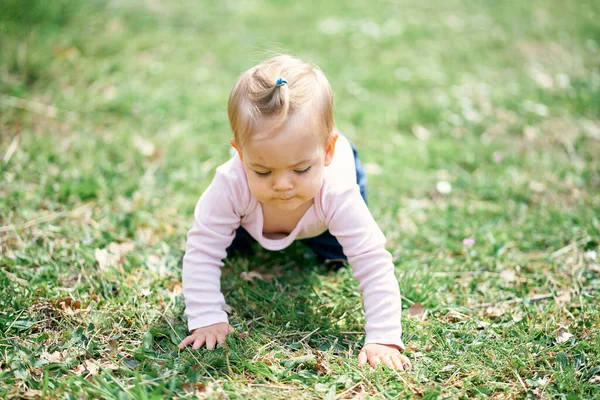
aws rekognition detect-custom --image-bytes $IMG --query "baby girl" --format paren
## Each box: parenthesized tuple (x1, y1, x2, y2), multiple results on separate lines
(178, 55, 411, 370)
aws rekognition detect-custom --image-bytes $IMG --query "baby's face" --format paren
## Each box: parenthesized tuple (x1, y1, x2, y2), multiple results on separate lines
(234, 119, 335, 212)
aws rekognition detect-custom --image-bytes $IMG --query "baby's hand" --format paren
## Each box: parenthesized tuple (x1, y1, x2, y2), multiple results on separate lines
(178, 322, 234, 350)
(358, 343, 412, 370)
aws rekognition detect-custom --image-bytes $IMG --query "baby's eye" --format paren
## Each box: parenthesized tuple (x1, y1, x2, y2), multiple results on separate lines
(294, 166, 312, 174)
(254, 170, 271, 177)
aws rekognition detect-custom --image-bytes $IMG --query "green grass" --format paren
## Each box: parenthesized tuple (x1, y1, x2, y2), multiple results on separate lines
(1, 0, 599, 398)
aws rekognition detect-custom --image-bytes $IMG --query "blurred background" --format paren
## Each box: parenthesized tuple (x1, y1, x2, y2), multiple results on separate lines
(1, 0, 599, 398)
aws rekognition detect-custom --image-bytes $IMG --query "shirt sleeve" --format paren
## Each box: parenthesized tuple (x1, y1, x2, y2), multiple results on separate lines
(323, 185, 405, 349)
(182, 166, 244, 332)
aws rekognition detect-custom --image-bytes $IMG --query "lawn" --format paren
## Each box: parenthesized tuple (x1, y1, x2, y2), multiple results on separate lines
(1, 0, 599, 398)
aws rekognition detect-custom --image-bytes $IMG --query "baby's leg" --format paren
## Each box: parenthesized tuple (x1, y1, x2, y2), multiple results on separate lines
(301, 231, 347, 269)
(226, 226, 256, 257)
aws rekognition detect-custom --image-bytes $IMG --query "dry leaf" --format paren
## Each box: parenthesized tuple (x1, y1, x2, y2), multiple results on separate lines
(134, 136, 156, 157)
(530, 388, 548, 400)
(407, 302, 427, 321)
(56, 297, 82, 310)
(95, 248, 115, 271)
(240, 271, 274, 282)
(556, 328, 574, 343)
(95, 242, 135, 271)
(499, 269, 517, 282)
(512, 312, 525, 322)
(315, 351, 331, 375)
(40, 351, 64, 363)
(554, 291, 571, 305)
(182, 381, 206, 394)
(441, 364, 455, 372)
(589, 264, 600, 273)
(485, 305, 506, 318)
(73, 359, 118, 376)
(73, 360, 99, 376)
(22, 388, 43, 399)
(477, 321, 491, 328)
(529, 180, 546, 193)
(108, 241, 135, 256)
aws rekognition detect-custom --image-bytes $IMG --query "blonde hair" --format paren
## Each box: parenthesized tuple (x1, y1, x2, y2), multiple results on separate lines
(228, 55, 334, 147)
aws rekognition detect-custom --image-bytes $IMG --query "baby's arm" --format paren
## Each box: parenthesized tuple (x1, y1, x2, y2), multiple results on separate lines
(324, 185, 410, 370)
(179, 165, 244, 349)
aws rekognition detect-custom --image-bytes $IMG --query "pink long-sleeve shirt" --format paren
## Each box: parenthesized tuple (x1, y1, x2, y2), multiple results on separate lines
(182, 136, 404, 348)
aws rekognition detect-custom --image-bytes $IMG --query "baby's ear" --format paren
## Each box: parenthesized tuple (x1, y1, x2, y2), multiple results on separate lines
(230, 138, 243, 160)
(324, 131, 339, 166)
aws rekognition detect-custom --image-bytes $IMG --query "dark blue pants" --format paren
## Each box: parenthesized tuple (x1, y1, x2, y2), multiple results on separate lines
(227, 139, 367, 263)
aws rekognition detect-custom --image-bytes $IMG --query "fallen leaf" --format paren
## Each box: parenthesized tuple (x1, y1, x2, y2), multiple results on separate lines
(73, 359, 118, 376)
(108, 241, 135, 256)
(182, 381, 207, 394)
(530, 387, 547, 400)
(589, 264, 600, 273)
(73, 360, 100, 376)
(529, 180, 546, 193)
(40, 351, 64, 363)
(499, 269, 517, 282)
(406, 302, 427, 321)
(441, 364, 455, 372)
(95, 248, 114, 271)
(22, 388, 43, 399)
(556, 328, 574, 343)
(554, 291, 571, 305)
(315, 351, 331, 375)
(55, 297, 82, 310)
(95, 242, 135, 271)
(485, 305, 506, 318)
(512, 312, 525, 322)
(134, 136, 159, 158)
(477, 321, 491, 328)
(240, 271, 274, 282)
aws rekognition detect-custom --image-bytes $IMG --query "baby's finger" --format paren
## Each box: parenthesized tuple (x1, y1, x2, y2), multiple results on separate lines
(399, 354, 412, 371)
(381, 355, 395, 369)
(178, 335, 196, 348)
(369, 355, 381, 369)
(391, 354, 405, 371)
(192, 335, 206, 350)
(205, 334, 217, 350)
(216, 334, 227, 345)
(228, 325, 235, 333)
(357, 350, 368, 367)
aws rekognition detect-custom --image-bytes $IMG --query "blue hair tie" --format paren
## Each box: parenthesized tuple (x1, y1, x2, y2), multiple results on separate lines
(275, 77, 288, 87)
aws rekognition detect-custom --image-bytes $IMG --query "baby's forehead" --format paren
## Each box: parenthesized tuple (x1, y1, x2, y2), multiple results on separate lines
(250, 107, 327, 141)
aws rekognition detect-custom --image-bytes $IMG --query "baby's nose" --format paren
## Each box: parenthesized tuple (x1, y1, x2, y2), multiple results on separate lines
(272, 175, 293, 191)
